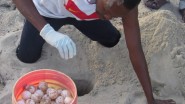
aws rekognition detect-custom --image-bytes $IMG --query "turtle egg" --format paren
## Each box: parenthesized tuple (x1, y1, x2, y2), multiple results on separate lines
(61, 90, 71, 98)
(57, 88, 63, 95)
(25, 85, 36, 94)
(64, 96, 73, 104)
(38, 81, 48, 92)
(51, 101, 57, 104)
(48, 88, 58, 99)
(40, 97, 51, 104)
(22, 91, 31, 100)
(42, 94, 50, 100)
(25, 99, 35, 104)
(55, 96, 64, 104)
(40, 94, 51, 104)
(17, 99, 25, 104)
(31, 93, 41, 103)
(46, 88, 52, 95)
(35, 89, 44, 98)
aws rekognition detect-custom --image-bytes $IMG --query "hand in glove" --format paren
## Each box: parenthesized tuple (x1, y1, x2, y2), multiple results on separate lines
(40, 24, 76, 59)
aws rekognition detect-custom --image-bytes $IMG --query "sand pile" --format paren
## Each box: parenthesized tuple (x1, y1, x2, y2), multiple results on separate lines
(140, 10, 185, 103)
(0, 0, 185, 104)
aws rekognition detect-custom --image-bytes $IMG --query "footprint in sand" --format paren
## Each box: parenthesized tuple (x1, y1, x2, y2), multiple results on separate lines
(0, 1, 16, 10)
(170, 46, 185, 91)
(151, 80, 165, 96)
(124, 92, 147, 104)
(170, 46, 185, 68)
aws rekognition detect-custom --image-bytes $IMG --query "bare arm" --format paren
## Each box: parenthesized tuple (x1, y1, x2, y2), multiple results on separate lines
(122, 7, 154, 104)
(13, 0, 47, 31)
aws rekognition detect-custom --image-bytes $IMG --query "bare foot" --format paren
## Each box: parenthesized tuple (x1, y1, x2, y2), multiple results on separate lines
(145, 0, 168, 9)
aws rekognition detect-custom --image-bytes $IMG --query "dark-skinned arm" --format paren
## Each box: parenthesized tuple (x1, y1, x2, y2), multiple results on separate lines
(13, 0, 47, 31)
(122, 7, 154, 104)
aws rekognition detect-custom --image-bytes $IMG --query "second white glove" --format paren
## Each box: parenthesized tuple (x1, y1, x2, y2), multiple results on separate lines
(40, 24, 76, 60)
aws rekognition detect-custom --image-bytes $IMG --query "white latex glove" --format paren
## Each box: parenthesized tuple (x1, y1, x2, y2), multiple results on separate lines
(40, 24, 76, 60)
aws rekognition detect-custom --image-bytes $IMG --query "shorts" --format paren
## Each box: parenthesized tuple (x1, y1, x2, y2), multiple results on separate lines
(16, 17, 121, 63)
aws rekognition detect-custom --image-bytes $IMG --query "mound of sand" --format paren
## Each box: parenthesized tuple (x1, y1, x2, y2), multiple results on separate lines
(0, 0, 185, 104)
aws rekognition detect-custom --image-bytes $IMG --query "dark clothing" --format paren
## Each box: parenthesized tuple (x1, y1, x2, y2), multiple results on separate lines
(16, 17, 121, 63)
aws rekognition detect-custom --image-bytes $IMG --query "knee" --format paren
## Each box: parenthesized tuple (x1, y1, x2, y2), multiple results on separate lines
(16, 46, 41, 63)
(98, 31, 121, 48)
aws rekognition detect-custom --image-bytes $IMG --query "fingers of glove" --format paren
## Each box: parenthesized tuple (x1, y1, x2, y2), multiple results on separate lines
(56, 35, 76, 60)
(62, 39, 76, 59)
(67, 38, 76, 58)
(67, 42, 75, 59)
(62, 37, 76, 59)
(70, 39, 76, 56)
(58, 40, 65, 59)
(63, 39, 70, 60)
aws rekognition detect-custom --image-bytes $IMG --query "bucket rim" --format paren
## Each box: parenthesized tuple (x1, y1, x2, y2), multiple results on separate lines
(12, 69, 77, 103)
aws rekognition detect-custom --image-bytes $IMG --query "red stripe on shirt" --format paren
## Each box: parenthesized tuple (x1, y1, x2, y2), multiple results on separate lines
(65, 0, 99, 20)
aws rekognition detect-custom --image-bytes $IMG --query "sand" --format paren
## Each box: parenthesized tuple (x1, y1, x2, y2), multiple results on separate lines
(0, 0, 185, 104)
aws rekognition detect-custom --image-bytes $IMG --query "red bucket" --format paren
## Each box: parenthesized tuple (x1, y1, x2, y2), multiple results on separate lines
(12, 69, 77, 104)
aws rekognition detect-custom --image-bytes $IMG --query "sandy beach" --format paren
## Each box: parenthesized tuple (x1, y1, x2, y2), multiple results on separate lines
(1, 0, 185, 104)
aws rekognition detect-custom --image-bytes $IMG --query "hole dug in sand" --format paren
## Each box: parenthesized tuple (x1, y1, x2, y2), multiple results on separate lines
(74, 79, 94, 96)
(72, 72, 95, 96)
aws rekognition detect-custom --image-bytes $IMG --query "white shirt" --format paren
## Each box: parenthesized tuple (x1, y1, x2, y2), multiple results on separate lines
(33, 0, 97, 20)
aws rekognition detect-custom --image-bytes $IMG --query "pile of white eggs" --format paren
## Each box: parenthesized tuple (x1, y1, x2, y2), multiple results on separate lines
(17, 81, 74, 104)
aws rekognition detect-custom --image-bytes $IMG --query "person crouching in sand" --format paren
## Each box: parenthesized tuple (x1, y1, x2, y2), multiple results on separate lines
(13, 0, 176, 103)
